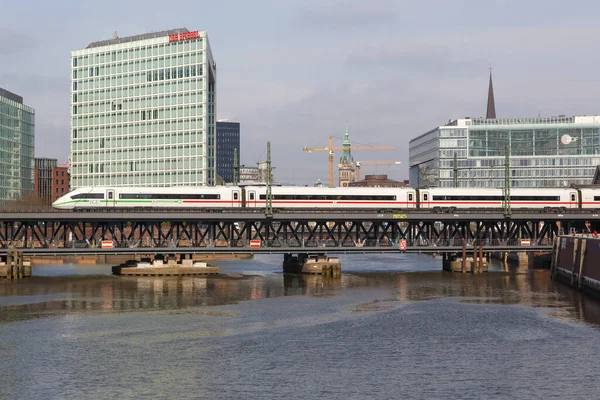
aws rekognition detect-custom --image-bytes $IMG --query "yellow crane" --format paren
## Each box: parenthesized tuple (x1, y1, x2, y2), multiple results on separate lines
(355, 160, 402, 181)
(303, 134, 395, 188)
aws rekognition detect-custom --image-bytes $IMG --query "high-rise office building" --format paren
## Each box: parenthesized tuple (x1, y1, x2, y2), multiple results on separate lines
(70, 28, 217, 188)
(216, 121, 240, 183)
(0, 88, 35, 201)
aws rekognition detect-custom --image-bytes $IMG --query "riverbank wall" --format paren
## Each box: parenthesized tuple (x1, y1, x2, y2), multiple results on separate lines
(551, 235, 600, 296)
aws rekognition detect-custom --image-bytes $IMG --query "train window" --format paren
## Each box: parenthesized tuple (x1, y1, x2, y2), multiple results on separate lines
(571, 194, 576, 202)
(431, 195, 561, 201)
(119, 193, 221, 200)
(72, 193, 104, 199)
(250, 192, 255, 200)
(424, 194, 428, 201)
(258, 194, 396, 201)
(108, 192, 113, 200)
(408, 193, 413, 201)
(234, 192, 238, 200)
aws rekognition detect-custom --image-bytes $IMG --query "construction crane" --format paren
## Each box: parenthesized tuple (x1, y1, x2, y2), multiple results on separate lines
(303, 127, 395, 187)
(355, 160, 401, 181)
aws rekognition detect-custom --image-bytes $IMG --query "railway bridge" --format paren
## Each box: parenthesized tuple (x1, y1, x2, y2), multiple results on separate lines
(0, 210, 596, 258)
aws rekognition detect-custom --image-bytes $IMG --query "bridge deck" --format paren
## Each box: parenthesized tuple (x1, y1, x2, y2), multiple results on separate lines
(0, 245, 552, 256)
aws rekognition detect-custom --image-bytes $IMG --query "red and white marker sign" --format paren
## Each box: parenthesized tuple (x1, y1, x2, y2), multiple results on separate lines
(101, 240, 114, 249)
(399, 240, 407, 251)
(250, 240, 261, 248)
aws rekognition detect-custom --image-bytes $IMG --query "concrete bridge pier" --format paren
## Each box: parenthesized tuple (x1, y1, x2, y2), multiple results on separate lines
(442, 244, 488, 273)
(112, 252, 219, 276)
(493, 251, 552, 269)
(0, 250, 31, 279)
(283, 253, 341, 275)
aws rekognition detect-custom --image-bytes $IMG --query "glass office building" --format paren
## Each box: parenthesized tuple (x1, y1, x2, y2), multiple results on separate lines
(409, 116, 600, 188)
(0, 88, 35, 201)
(70, 28, 217, 188)
(216, 121, 240, 183)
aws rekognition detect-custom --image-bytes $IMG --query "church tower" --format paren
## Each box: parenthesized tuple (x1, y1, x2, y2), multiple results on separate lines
(486, 69, 496, 119)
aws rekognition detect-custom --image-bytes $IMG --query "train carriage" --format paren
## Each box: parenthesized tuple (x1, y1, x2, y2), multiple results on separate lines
(243, 186, 417, 209)
(52, 186, 242, 210)
(576, 187, 600, 209)
(418, 187, 578, 209)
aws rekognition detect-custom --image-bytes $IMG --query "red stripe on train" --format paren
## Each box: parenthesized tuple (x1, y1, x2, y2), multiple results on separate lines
(421, 201, 575, 205)
(182, 200, 242, 203)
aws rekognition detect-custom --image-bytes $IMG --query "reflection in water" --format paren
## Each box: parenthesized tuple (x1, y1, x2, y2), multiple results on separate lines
(3, 256, 600, 399)
(2, 267, 600, 327)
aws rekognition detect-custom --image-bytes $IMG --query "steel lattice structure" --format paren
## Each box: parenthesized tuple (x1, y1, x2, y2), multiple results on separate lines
(0, 211, 597, 253)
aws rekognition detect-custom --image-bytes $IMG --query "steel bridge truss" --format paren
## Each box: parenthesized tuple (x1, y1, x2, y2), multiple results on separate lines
(0, 217, 587, 250)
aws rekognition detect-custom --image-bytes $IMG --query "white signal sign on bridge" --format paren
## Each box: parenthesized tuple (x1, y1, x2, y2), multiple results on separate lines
(399, 240, 407, 251)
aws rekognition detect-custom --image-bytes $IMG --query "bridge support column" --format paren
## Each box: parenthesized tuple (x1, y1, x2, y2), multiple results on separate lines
(493, 251, 530, 268)
(442, 247, 488, 273)
(283, 253, 341, 275)
(0, 250, 31, 279)
(112, 252, 219, 276)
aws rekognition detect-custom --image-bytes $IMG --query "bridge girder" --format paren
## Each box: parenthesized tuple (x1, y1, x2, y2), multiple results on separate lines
(0, 216, 587, 251)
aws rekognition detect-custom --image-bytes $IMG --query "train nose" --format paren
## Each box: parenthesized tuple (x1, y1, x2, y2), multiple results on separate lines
(52, 195, 69, 209)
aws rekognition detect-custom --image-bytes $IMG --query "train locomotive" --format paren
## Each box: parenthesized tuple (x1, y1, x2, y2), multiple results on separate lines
(52, 185, 600, 211)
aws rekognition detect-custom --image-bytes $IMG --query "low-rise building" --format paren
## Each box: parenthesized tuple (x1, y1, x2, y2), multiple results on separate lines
(34, 158, 57, 204)
(239, 162, 274, 184)
(409, 115, 600, 188)
(349, 174, 408, 188)
(34, 158, 70, 205)
(52, 163, 70, 203)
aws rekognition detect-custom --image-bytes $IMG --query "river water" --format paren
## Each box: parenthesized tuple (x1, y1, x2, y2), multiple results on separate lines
(1, 254, 600, 399)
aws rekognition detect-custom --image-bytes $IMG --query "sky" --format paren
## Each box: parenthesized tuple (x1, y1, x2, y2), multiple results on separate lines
(2, 0, 600, 185)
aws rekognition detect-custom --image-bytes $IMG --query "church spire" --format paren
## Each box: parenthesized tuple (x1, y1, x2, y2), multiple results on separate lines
(339, 122, 354, 166)
(486, 68, 496, 119)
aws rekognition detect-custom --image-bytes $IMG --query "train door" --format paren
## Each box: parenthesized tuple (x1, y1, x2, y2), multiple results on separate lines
(106, 189, 116, 207)
(420, 190, 430, 208)
(407, 191, 415, 209)
(232, 189, 241, 208)
(247, 190, 257, 208)
(569, 191, 577, 209)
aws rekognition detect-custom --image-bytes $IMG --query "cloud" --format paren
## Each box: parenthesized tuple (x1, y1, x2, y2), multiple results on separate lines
(0, 72, 70, 161)
(346, 44, 484, 78)
(294, 0, 398, 28)
(0, 72, 67, 95)
(0, 29, 36, 55)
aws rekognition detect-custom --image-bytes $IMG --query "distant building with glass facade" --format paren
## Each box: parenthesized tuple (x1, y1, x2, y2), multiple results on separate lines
(0, 88, 35, 201)
(70, 28, 217, 188)
(216, 121, 240, 183)
(409, 116, 600, 188)
(34, 158, 57, 204)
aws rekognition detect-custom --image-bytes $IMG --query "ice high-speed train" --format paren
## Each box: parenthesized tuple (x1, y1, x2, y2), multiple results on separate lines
(52, 185, 600, 210)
